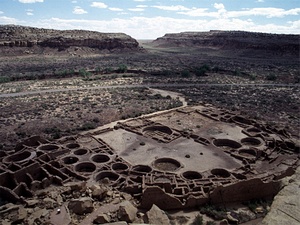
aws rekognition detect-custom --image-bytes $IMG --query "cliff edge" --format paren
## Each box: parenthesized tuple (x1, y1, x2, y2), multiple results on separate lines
(151, 30, 299, 56)
(0, 25, 141, 56)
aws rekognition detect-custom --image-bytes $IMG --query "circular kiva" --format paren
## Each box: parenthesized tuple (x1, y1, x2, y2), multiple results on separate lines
(213, 139, 242, 150)
(96, 171, 120, 184)
(143, 125, 173, 135)
(132, 165, 152, 173)
(74, 162, 96, 173)
(241, 137, 261, 146)
(73, 148, 89, 156)
(246, 127, 261, 134)
(211, 168, 231, 178)
(153, 158, 181, 172)
(3, 150, 36, 164)
(62, 156, 79, 165)
(91, 154, 111, 163)
(181, 171, 203, 180)
(76, 136, 93, 143)
(111, 162, 129, 172)
(65, 143, 80, 149)
(238, 149, 257, 158)
(37, 144, 60, 151)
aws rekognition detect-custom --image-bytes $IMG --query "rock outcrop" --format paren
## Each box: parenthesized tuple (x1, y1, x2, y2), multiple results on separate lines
(151, 30, 300, 56)
(68, 197, 94, 215)
(260, 166, 300, 225)
(0, 25, 140, 53)
(146, 204, 171, 225)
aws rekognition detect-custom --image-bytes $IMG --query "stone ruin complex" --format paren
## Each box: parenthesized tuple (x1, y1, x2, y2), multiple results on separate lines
(0, 105, 299, 210)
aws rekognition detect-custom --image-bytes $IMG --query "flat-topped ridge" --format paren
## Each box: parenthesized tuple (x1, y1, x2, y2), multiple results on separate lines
(0, 25, 140, 53)
(152, 30, 299, 55)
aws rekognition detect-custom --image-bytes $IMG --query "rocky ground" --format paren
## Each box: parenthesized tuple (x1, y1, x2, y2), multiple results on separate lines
(0, 84, 182, 151)
(0, 179, 272, 225)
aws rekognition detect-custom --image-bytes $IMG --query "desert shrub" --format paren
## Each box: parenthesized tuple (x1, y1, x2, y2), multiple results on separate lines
(181, 69, 190, 77)
(55, 69, 75, 78)
(265, 73, 277, 81)
(104, 67, 113, 73)
(161, 70, 173, 76)
(206, 221, 216, 225)
(199, 205, 226, 220)
(249, 73, 256, 80)
(16, 131, 26, 138)
(79, 68, 92, 78)
(201, 64, 211, 71)
(152, 93, 163, 99)
(191, 214, 203, 225)
(0, 76, 11, 83)
(294, 71, 300, 83)
(195, 68, 207, 76)
(244, 198, 271, 213)
(92, 117, 100, 123)
(44, 127, 61, 139)
(194, 64, 211, 76)
(234, 70, 242, 76)
(77, 122, 97, 131)
(211, 66, 220, 72)
(117, 64, 128, 73)
(95, 66, 101, 73)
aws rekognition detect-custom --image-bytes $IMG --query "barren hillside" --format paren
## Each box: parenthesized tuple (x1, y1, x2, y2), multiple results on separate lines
(151, 30, 300, 56)
(0, 25, 140, 56)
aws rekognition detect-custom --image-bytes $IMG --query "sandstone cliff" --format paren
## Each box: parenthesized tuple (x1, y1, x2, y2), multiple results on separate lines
(0, 25, 140, 54)
(151, 30, 299, 56)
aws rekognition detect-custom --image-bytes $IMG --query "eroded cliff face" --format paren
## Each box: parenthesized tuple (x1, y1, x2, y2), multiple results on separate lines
(0, 25, 140, 54)
(152, 30, 300, 56)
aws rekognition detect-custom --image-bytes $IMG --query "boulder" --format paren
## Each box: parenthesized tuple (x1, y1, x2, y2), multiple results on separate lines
(94, 214, 111, 224)
(219, 219, 229, 225)
(43, 197, 57, 209)
(25, 199, 39, 208)
(64, 181, 86, 192)
(90, 184, 107, 200)
(27, 207, 49, 225)
(68, 197, 94, 215)
(226, 212, 238, 224)
(117, 201, 138, 223)
(146, 204, 171, 225)
(10, 206, 27, 224)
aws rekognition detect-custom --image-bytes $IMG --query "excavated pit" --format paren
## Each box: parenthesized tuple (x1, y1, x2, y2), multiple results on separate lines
(73, 148, 89, 155)
(91, 154, 111, 163)
(153, 158, 181, 172)
(62, 156, 79, 165)
(37, 144, 60, 151)
(0, 105, 299, 210)
(213, 139, 242, 150)
(75, 162, 96, 173)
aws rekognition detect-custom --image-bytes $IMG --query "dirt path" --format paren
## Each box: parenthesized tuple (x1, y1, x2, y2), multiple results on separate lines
(0, 83, 298, 98)
(149, 88, 188, 106)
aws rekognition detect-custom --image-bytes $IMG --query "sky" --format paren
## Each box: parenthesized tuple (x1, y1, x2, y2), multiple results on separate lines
(0, 0, 299, 39)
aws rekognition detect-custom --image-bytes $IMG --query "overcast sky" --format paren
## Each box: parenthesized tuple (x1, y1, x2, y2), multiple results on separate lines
(0, 0, 299, 39)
